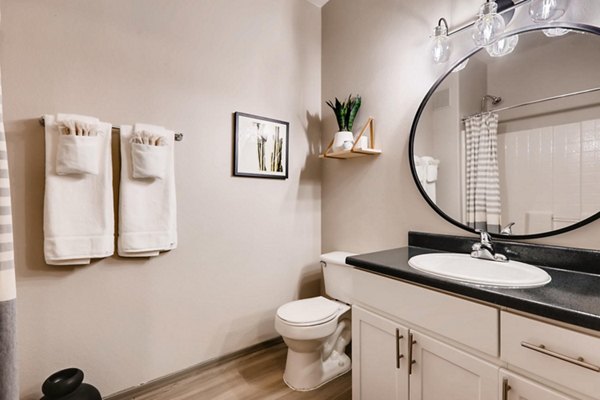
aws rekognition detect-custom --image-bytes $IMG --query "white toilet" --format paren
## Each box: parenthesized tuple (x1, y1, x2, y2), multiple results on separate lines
(275, 251, 355, 391)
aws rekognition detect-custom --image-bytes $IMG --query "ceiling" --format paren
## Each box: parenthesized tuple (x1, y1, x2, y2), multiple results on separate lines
(305, 0, 330, 7)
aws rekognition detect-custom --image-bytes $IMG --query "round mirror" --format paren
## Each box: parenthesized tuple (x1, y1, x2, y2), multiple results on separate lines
(410, 25, 600, 239)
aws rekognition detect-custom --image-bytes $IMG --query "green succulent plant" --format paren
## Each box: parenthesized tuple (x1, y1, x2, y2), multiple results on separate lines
(326, 94, 362, 132)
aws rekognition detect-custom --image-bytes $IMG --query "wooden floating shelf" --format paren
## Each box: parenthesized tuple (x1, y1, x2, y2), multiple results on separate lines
(319, 148, 382, 159)
(321, 117, 382, 160)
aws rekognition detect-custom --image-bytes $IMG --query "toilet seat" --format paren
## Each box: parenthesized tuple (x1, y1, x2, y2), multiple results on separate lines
(277, 296, 342, 327)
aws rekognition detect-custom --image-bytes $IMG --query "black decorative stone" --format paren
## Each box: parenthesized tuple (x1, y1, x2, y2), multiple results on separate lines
(346, 232, 600, 331)
(41, 368, 101, 400)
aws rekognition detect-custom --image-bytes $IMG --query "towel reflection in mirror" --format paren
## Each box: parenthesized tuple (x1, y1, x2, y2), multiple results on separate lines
(415, 156, 440, 204)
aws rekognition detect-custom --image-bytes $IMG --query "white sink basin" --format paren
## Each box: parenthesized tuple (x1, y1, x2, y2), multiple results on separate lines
(408, 253, 551, 289)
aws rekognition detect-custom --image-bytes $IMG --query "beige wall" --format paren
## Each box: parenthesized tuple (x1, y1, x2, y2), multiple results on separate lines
(0, 0, 321, 397)
(321, 0, 600, 254)
(322, 0, 467, 255)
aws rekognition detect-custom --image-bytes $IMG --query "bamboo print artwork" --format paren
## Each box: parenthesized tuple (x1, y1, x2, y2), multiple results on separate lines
(234, 112, 288, 179)
(271, 126, 284, 172)
(255, 122, 267, 172)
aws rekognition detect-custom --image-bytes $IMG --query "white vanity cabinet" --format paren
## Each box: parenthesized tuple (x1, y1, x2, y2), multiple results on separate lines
(352, 305, 409, 400)
(500, 370, 577, 400)
(501, 312, 600, 400)
(352, 305, 499, 400)
(410, 329, 499, 400)
(351, 269, 600, 400)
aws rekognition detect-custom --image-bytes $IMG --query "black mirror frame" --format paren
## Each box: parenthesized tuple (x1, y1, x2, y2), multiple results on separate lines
(409, 23, 600, 240)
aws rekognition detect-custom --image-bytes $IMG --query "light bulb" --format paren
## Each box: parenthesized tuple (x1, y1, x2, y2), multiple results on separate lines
(472, 2, 506, 47)
(431, 19, 451, 64)
(543, 27, 570, 37)
(432, 23, 451, 64)
(529, 0, 570, 23)
(486, 34, 519, 57)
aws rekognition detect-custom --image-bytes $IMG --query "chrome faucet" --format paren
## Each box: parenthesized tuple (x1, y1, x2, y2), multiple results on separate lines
(500, 222, 515, 235)
(471, 230, 508, 262)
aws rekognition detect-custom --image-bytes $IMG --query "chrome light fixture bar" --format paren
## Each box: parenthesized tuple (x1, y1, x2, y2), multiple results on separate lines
(446, 0, 530, 37)
(430, 0, 571, 65)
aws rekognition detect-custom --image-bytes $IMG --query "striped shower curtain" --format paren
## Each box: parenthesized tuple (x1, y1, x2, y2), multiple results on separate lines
(0, 74, 18, 400)
(465, 113, 502, 233)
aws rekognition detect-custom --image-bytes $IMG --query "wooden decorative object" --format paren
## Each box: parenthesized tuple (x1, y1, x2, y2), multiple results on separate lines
(320, 117, 382, 159)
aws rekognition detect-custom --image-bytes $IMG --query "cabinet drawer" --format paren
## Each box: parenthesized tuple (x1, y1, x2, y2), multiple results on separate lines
(501, 312, 600, 399)
(353, 269, 499, 356)
(500, 369, 577, 400)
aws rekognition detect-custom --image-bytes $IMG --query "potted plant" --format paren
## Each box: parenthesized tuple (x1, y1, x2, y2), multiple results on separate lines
(326, 94, 362, 151)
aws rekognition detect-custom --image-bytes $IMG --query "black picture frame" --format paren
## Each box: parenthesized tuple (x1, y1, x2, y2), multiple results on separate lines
(233, 112, 289, 180)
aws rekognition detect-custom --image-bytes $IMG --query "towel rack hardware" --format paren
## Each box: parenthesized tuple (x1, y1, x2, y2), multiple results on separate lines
(38, 117, 184, 142)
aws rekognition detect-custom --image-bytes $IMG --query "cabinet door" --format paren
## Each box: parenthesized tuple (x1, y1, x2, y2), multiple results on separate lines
(409, 330, 499, 400)
(352, 305, 409, 400)
(499, 370, 578, 400)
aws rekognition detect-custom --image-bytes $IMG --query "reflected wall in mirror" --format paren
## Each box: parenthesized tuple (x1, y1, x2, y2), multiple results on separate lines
(411, 27, 600, 238)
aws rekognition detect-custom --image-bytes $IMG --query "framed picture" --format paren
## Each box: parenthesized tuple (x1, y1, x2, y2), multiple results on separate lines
(233, 112, 289, 179)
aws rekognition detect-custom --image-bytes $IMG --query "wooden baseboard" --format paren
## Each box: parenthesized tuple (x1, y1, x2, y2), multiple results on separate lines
(104, 336, 284, 400)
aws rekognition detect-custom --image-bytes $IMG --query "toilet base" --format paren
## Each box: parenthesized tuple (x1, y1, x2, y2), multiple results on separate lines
(282, 348, 351, 391)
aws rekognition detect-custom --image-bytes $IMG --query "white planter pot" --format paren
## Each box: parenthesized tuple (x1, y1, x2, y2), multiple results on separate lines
(333, 131, 354, 151)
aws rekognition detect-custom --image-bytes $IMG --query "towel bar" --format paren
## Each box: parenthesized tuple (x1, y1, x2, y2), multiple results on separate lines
(38, 117, 184, 142)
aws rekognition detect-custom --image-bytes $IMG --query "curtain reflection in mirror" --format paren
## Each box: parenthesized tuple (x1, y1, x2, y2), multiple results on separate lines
(465, 113, 502, 233)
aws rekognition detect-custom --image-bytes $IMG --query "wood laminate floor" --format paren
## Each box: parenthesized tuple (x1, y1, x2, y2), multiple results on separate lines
(132, 343, 352, 400)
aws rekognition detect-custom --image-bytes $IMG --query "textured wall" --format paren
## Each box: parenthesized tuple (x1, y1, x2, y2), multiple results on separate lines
(0, 0, 322, 397)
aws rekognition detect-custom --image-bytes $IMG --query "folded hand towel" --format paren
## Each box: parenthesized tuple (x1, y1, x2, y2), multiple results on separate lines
(414, 156, 426, 185)
(55, 119, 102, 176)
(425, 159, 439, 183)
(131, 140, 169, 180)
(118, 123, 177, 257)
(44, 114, 114, 265)
(415, 156, 439, 204)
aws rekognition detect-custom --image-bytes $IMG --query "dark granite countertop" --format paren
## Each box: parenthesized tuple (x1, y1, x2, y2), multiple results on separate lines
(346, 239, 600, 332)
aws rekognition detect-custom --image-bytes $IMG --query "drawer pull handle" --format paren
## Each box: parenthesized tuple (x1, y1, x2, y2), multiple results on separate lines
(521, 342, 600, 372)
(408, 333, 416, 375)
(502, 378, 511, 400)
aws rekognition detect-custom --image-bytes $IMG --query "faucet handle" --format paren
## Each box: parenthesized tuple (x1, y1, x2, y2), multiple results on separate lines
(501, 222, 515, 235)
(475, 229, 492, 245)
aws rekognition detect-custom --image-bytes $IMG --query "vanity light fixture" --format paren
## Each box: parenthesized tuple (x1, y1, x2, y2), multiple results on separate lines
(472, 0, 506, 47)
(529, 0, 570, 23)
(432, 18, 451, 64)
(486, 33, 519, 57)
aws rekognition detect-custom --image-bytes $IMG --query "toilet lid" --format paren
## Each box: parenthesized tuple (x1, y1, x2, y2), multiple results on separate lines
(277, 296, 341, 326)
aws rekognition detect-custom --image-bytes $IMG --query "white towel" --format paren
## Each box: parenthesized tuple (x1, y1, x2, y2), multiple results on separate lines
(414, 156, 426, 184)
(43, 114, 114, 265)
(425, 159, 439, 183)
(525, 211, 553, 234)
(118, 124, 177, 257)
(415, 155, 439, 204)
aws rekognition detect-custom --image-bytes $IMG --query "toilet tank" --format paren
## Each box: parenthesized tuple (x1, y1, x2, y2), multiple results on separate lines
(320, 251, 356, 304)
